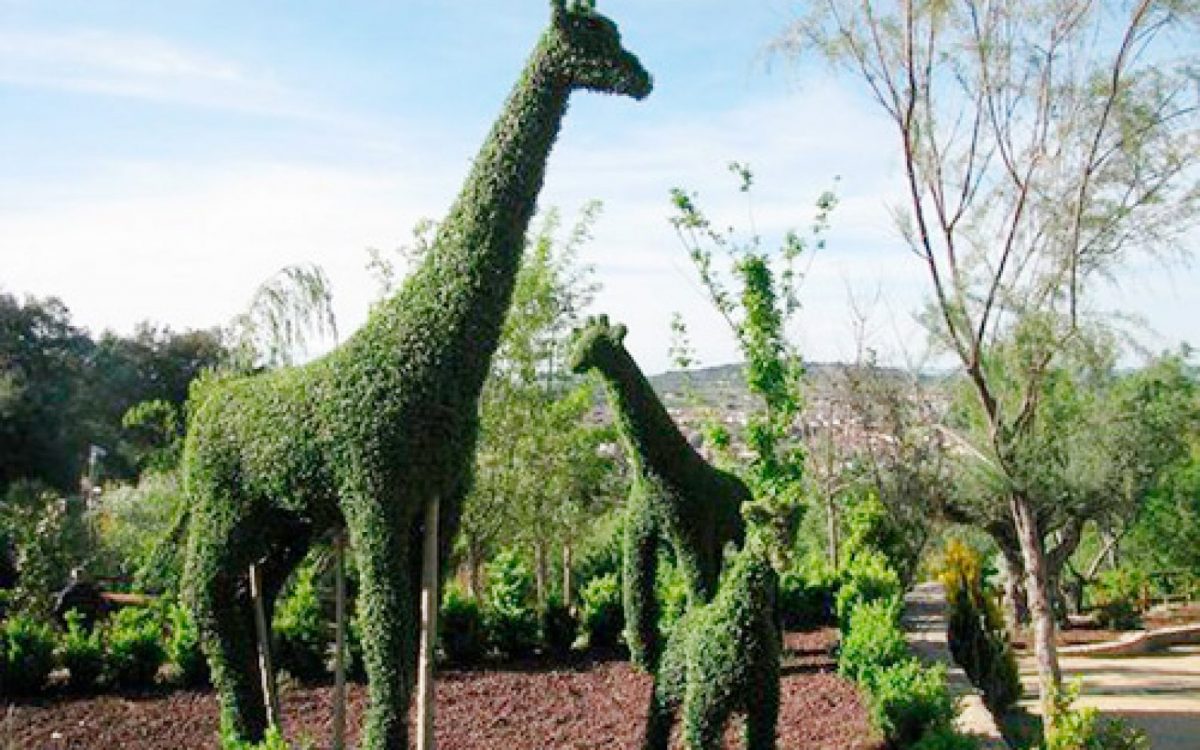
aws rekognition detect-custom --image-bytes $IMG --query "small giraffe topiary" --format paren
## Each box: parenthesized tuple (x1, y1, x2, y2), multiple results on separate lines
(568, 316, 749, 670)
(643, 532, 781, 750)
(181, 4, 652, 747)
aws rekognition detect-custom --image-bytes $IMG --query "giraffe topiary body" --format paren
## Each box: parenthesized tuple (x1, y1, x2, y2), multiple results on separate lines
(568, 316, 749, 670)
(644, 540, 780, 750)
(182, 5, 651, 747)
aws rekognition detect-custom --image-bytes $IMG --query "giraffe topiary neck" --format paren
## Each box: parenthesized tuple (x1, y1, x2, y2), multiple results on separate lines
(594, 345, 706, 479)
(361, 36, 572, 401)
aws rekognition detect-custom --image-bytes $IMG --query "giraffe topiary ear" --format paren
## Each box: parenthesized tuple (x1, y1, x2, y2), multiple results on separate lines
(613, 323, 627, 343)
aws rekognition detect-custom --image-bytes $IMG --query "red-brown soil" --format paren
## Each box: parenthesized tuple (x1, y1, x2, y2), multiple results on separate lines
(4, 629, 880, 750)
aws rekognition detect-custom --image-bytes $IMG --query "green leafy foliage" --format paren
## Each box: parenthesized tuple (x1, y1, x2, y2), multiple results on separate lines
(835, 549, 902, 626)
(911, 725, 980, 750)
(568, 315, 748, 669)
(0, 481, 69, 619)
(778, 561, 837, 630)
(862, 659, 956, 748)
(167, 601, 210, 687)
(669, 169, 838, 567)
(1089, 569, 1146, 631)
(439, 584, 486, 665)
(104, 606, 166, 689)
(540, 594, 578, 658)
(580, 572, 623, 650)
(59, 609, 104, 691)
(1, 612, 56, 695)
(1045, 683, 1150, 750)
(180, 4, 650, 745)
(484, 550, 539, 659)
(273, 562, 329, 681)
(838, 597, 908, 683)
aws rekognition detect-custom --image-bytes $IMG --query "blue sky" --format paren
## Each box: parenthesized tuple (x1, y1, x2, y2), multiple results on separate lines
(1, 0, 1196, 373)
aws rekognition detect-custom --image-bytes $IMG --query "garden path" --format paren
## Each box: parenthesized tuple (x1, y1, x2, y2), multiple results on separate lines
(1018, 645, 1200, 750)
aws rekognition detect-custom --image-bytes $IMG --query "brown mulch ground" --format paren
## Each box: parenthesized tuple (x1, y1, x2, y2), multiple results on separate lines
(4, 629, 881, 750)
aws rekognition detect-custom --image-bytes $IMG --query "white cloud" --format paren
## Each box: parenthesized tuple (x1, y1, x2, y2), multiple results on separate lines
(0, 29, 326, 121)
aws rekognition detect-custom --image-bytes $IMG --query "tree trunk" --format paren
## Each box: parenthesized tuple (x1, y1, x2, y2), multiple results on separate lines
(534, 542, 548, 610)
(826, 494, 840, 570)
(999, 544, 1030, 630)
(1010, 492, 1061, 732)
(562, 544, 573, 606)
(416, 496, 440, 750)
(466, 539, 483, 600)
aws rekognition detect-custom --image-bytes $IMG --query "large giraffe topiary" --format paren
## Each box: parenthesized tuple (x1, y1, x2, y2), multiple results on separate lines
(181, 4, 651, 746)
(568, 316, 749, 670)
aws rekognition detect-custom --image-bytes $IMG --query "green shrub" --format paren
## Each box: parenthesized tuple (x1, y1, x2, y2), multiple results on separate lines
(1046, 683, 1150, 750)
(167, 602, 209, 687)
(940, 540, 1021, 713)
(1090, 569, 1146, 631)
(440, 584, 486, 665)
(779, 562, 837, 630)
(484, 550, 538, 659)
(105, 606, 166, 689)
(839, 597, 908, 683)
(580, 572, 623, 650)
(911, 725, 980, 750)
(837, 549, 902, 626)
(540, 595, 577, 659)
(59, 609, 104, 691)
(2, 613, 57, 694)
(273, 563, 329, 681)
(655, 558, 690, 640)
(863, 658, 956, 748)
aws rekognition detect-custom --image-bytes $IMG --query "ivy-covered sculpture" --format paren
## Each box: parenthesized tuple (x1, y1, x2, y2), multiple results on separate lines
(643, 535, 781, 750)
(181, 4, 651, 746)
(568, 316, 749, 669)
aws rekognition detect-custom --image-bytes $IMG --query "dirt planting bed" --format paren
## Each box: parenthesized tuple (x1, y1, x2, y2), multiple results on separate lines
(4, 629, 880, 750)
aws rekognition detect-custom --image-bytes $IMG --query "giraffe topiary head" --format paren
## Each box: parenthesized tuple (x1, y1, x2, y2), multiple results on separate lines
(547, 0, 653, 100)
(569, 314, 628, 374)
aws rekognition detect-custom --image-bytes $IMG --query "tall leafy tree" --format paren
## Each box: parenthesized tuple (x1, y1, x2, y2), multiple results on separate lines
(782, 0, 1200, 728)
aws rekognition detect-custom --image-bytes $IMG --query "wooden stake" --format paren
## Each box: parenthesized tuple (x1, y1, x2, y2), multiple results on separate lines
(332, 532, 347, 750)
(416, 496, 440, 750)
(249, 563, 282, 731)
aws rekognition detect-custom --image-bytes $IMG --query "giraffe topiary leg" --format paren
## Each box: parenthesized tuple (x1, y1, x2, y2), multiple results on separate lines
(682, 678, 728, 750)
(349, 499, 420, 750)
(745, 674, 780, 750)
(184, 502, 270, 744)
(624, 486, 662, 670)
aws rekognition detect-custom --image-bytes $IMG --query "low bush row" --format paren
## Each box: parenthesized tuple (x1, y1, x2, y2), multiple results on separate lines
(836, 553, 974, 750)
(1, 603, 201, 696)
